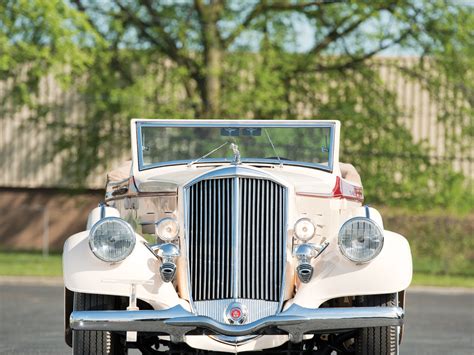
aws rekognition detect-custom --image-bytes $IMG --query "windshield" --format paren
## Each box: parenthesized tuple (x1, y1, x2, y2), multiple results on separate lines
(137, 122, 334, 171)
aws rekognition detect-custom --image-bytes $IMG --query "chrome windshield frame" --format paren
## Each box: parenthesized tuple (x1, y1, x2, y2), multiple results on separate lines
(135, 121, 336, 173)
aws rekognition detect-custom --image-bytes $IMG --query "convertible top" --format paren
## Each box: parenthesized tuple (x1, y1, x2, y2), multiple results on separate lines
(340, 163, 362, 187)
(107, 160, 132, 184)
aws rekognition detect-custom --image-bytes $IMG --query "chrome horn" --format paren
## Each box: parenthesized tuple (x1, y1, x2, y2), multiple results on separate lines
(146, 243, 180, 283)
(293, 241, 329, 283)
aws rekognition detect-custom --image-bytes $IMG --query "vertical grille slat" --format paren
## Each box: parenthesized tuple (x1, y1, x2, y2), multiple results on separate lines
(226, 178, 232, 298)
(198, 183, 203, 301)
(203, 181, 208, 300)
(187, 176, 285, 303)
(240, 178, 247, 298)
(263, 180, 272, 300)
(216, 180, 221, 300)
(251, 178, 256, 300)
(256, 179, 261, 299)
(269, 182, 274, 300)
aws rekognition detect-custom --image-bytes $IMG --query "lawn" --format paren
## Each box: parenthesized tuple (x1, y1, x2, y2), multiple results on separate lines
(0, 251, 473, 288)
(0, 251, 63, 277)
(412, 273, 474, 288)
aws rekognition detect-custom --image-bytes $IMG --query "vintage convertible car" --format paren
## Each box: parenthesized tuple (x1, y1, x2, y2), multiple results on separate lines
(63, 119, 412, 354)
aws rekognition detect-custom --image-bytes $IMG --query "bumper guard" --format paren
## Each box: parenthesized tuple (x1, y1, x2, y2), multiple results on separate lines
(71, 304, 404, 343)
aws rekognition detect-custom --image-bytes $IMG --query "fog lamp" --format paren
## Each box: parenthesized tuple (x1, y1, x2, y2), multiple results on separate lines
(155, 217, 179, 241)
(293, 218, 315, 242)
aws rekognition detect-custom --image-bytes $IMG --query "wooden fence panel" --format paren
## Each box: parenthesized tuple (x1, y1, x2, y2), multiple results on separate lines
(0, 57, 471, 189)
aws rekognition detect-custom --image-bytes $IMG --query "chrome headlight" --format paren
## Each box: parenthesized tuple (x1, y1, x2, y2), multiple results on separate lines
(155, 217, 179, 241)
(338, 217, 384, 263)
(89, 217, 136, 262)
(293, 218, 315, 242)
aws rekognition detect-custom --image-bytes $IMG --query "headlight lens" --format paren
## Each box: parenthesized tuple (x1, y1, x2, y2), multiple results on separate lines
(89, 217, 136, 262)
(155, 217, 179, 241)
(294, 218, 316, 242)
(338, 217, 384, 263)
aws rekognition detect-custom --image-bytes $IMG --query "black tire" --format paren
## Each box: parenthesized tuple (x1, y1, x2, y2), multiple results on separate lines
(355, 293, 399, 355)
(72, 292, 125, 355)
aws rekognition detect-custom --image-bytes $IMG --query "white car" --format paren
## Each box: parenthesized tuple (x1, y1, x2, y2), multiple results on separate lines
(63, 119, 412, 354)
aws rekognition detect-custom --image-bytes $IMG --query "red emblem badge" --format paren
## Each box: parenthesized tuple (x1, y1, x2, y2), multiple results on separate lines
(230, 307, 241, 320)
(225, 302, 247, 324)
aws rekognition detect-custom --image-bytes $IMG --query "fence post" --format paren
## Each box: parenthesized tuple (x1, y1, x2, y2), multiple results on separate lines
(42, 206, 49, 257)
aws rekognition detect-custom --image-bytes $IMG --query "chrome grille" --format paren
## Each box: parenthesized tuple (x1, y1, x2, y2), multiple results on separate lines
(187, 176, 286, 303)
(188, 178, 233, 300)
(239, 178, 285, 301)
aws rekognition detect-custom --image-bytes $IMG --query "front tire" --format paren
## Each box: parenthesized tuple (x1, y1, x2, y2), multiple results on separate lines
(355, 293, 399, 355)
(72, 292, 125, 355)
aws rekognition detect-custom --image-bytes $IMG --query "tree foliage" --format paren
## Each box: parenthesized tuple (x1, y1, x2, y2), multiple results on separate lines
(0, 0, 472, 211)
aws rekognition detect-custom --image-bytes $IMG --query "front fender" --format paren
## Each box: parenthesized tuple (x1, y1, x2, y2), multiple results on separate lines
(62, 231, 189, 311)
(288, 230, 412, 309)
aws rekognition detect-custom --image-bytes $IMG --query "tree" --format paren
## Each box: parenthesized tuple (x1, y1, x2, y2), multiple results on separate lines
(0, 0, 472, 210)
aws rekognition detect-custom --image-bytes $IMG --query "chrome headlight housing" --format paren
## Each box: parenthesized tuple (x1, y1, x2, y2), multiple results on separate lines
(293, 218, 316, 242)
(89, 217, 136, 262)
(155, 217, 179, 241)
(338, 217, 384, 263)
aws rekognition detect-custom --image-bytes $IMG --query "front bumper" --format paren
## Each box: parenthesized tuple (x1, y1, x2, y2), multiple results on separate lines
(70, 304, 404, 343)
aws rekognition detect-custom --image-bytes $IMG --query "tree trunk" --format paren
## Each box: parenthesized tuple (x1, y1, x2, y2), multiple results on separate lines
(194, 0, 223, 119)
(202, 45, 221, 118)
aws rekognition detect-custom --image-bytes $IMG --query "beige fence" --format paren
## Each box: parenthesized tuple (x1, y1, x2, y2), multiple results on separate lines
(0, 57, 471, 189)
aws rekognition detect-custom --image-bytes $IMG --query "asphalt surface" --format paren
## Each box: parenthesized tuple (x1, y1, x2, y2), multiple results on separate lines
(0, 282, 472, 354)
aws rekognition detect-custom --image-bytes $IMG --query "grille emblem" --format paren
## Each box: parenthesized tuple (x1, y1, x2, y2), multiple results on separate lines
(225, 302, 247, 325)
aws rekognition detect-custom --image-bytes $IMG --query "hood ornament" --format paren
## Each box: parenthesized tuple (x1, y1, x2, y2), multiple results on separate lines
(230, 143, 241, 165)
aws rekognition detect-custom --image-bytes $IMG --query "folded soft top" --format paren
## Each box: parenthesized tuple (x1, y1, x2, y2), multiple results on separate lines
(340, 163, 362, 187)
(107, 160, 132, 184)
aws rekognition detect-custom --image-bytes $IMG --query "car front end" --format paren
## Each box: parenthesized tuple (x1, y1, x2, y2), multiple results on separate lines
(63, 120, 412, 354)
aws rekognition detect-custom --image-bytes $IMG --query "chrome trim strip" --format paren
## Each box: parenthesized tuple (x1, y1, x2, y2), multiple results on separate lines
(184, 165, 287, 188)
(137, 121, 337, 128)
(280, 187, 288, 310)
(232, 177, 240, 298)
(71, 305, 404, 344)
(135, 121, 335, 172)
(99, 202, 106, 219)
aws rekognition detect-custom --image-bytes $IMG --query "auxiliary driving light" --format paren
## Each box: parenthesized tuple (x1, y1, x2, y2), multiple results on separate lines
(155, 218, 179, 241)
(293, 218, 316, 242)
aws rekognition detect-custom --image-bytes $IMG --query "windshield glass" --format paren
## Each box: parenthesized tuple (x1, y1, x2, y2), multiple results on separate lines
(137, 123, 334, 171)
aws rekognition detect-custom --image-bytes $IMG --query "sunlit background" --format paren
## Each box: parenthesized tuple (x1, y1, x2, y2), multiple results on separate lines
(0, 0, 472, 286)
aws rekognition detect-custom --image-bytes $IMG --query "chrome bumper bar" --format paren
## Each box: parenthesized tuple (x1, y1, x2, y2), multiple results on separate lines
(71, 304, 404, 343)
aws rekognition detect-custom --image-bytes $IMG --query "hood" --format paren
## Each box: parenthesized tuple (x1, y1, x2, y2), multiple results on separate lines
(134, 163, 337, 196)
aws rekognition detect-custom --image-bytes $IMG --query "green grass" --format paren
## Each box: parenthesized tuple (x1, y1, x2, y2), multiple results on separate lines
(411, 273, 474, 288)
(414, 258, 474, 277)
(0, 251, 63, 277)
(0, 251, 473, 288)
